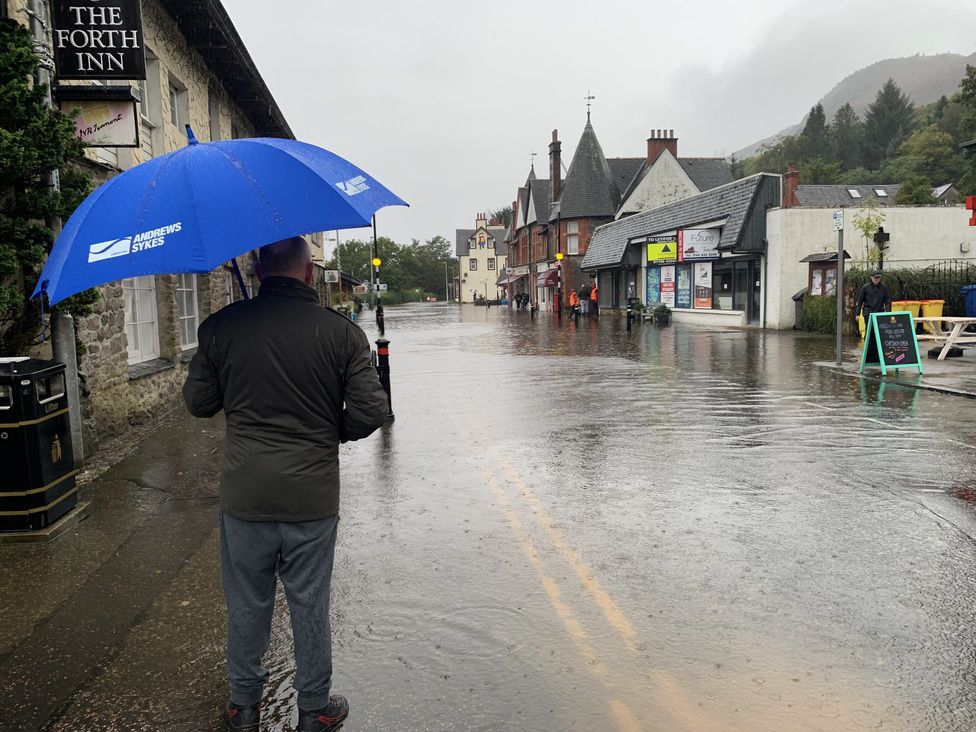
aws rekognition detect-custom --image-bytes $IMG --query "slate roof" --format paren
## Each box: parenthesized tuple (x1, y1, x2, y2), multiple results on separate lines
(607, 158, 645, 201)
(800, 251, 852, 263)
(558, 121, 621, 219)
(795, 184, 900, 207)
(678, 158, 734, 192)
(527, 179, 551, 225)
(455, 226, 508, 256)
(582, 174, 778, 270)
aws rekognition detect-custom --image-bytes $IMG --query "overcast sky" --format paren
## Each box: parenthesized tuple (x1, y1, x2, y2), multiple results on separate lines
(223, 0, 976, 249)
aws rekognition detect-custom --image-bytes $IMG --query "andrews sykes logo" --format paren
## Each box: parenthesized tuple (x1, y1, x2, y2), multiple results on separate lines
(88, 222, 183, 263)
(336, 175, 369, 196)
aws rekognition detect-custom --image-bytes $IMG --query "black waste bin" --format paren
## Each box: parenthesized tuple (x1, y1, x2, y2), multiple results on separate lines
(792, 289, 807, 329)
(0, 358, 78, 531)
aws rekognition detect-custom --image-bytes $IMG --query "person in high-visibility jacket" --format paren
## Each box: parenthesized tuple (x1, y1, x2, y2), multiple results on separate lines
(590, 284, 599, 316)
(569, 289, 580, 309)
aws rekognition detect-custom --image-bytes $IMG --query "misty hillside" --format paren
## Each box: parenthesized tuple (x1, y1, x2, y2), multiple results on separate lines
(737, 52, 976, 158)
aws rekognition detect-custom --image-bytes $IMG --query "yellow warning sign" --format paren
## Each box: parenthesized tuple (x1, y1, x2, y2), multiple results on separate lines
(646, 236, 677, 264)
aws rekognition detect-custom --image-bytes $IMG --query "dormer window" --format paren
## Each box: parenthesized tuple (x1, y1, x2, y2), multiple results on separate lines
(847, 189, 862, 199)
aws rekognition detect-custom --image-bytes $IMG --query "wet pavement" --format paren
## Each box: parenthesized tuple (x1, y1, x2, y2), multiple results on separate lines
(2, 303, 976, 731)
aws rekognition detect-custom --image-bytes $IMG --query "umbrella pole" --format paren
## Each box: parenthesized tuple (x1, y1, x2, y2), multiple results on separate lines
(232, 258, 250, 300)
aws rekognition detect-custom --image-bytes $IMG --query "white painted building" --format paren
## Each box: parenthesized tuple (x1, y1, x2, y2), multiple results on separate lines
(455, 214, 508, 303)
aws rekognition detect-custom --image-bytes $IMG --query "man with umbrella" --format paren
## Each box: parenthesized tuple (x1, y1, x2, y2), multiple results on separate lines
(184, 236, 390, 731)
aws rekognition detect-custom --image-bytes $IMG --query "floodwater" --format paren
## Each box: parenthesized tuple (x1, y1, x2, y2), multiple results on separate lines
(3, 302, 976, 731)
(266, 304, 976, 731)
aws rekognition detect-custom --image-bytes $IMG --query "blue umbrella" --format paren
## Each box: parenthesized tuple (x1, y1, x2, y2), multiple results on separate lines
(33, 128, 407, 305)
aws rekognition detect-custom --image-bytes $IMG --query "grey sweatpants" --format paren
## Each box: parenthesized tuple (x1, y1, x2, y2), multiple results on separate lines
(218, 512, 339, 710)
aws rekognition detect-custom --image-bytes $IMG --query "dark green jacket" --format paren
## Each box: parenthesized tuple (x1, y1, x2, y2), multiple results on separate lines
(182, 277, 389, 521)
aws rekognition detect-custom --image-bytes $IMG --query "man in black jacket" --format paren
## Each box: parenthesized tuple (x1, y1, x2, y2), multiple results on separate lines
(183, 236, 389, 732)
(855, 270, 892, 324)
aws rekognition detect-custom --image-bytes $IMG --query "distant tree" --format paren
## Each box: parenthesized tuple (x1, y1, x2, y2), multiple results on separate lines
(488, 206, 513, 228)
(803, 157, 842, 184)
(893, 175, 938, 205)
(896, 125, 964, 183)
(959, 64, 976, 139)
(831, 103, 863, 170)
(863, 79, 916, 169)
(799, 103, 830, 160)
(852, 204, 887, 266)
(839, 166, 883, 186)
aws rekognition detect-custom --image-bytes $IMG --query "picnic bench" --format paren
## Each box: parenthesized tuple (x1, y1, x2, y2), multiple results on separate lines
(914, 316, 976, 360)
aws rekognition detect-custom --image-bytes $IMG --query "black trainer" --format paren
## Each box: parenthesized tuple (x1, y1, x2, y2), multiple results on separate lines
(298, 695, 349, 732)
(223, 702, 261, 731)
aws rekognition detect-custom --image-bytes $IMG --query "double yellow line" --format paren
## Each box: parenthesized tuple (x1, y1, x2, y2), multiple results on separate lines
(485, 447, 717, 731)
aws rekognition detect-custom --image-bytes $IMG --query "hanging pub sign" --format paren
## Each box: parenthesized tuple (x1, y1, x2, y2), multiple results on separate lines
(860, 311, 923, 376)
(51, 0, 146, 80)
(57, 86, 139, 146)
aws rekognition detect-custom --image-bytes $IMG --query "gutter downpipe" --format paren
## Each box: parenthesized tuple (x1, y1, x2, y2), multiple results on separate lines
(762, 242, 768, 329)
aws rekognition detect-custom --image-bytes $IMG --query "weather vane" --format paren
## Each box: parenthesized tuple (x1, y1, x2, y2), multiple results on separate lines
(584, 91, 596, 121)
(530, 150, 537, 169)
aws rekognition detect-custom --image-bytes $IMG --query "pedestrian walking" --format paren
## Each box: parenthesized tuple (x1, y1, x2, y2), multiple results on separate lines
(183, 236, 389, 732)
(579, 282, 591, 316)
(590, 283, 599, 316)
(569, 288, 580, 321)
(854, 270, 892, 324)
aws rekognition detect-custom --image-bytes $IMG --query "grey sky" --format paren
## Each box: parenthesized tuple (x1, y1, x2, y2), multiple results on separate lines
(223, 0, 976, 248)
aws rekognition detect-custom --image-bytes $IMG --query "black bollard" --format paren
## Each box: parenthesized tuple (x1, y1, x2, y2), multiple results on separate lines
(374, 338, 395, 421)
(376, 303, 385, 336)
(626, 303, 633, 333)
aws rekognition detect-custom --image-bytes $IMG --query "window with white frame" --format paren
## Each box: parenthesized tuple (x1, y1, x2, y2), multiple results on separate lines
(469, 258, 477, 271)
(488, 258, 496, 270)
(138, 52, 160, 161)
(567, 221, 580, 255)
(122, 276, 159, 364)
(176, 274, 199, 349)
(168, 76, 189, 134)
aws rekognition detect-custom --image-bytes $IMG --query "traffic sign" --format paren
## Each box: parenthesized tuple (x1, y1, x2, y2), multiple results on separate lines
(832, 210, 844, 232)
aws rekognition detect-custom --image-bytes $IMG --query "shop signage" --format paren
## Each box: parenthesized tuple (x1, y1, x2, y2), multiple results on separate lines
(513, 265, 529, 276)
(860, 312, 923, 376)
(646, 235, 677, 264)
(693, 262, 713, 309)
(659, 265, 676, 308)
(60, 97, 139, 146)
(678, 228, 720, 262)
(52, 0, 146, 80)
(323, 270, 340, 283)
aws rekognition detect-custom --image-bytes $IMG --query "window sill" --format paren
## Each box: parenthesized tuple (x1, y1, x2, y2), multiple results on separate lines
(128, 357, 175, 380)
(179, 348, 197, 363)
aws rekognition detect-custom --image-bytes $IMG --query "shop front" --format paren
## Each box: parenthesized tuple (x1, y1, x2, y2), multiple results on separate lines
(641, 228, 762, 325)
(536, 265, 559, 310)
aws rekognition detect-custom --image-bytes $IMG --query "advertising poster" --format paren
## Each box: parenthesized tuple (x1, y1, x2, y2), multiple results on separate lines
(646, 235, 678, 264)
(678, 228, 721, 262)
(676, 265, 692, 309)
(694, 262, 713, 309)
(646, 266, 661, 304)
(660, 265, 676, 308)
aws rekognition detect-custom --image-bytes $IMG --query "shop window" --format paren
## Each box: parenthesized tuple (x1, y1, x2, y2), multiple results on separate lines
(567, 221, 579, 255)
(469, 259, 477, 271)
(176, 274, 199, 349)
(488, 258, 495, 270)
(123, 276, 160, 364)
(712, 264, 733, 310)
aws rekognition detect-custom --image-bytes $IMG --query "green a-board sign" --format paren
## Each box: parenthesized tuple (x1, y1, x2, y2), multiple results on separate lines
(859, 311, 923, 375)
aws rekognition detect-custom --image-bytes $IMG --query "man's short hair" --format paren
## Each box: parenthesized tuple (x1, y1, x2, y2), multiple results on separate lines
(257, 236, 311, 274)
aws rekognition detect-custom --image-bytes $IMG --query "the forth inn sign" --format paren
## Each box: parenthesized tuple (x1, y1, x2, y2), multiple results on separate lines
(51, 0, 147, 80)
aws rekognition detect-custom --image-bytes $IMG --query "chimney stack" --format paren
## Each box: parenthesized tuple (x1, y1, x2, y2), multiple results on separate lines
(549, 129, 562, 203)
(783, 164, 799, 207)
(646, 129, 678, 166)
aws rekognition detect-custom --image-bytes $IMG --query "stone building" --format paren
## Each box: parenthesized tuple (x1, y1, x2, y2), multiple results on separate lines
(7, 0, 320, 449)
(455, 214, 508, 302)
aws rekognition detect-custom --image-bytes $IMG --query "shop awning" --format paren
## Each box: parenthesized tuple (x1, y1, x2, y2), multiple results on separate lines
(506, 272, 528, 285)
(495, 274, 510, 286)
(536, 269, 559, 287)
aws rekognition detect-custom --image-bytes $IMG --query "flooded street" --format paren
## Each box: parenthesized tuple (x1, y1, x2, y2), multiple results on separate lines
(273, 304, 976, 730)
(4, 303, 976, 731)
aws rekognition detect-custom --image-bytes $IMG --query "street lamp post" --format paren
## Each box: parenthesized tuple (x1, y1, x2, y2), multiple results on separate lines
(555, 252, 564, 321)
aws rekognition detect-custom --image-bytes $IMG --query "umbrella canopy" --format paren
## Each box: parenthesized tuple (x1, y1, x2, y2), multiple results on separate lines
(33, 132, 407, 304)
